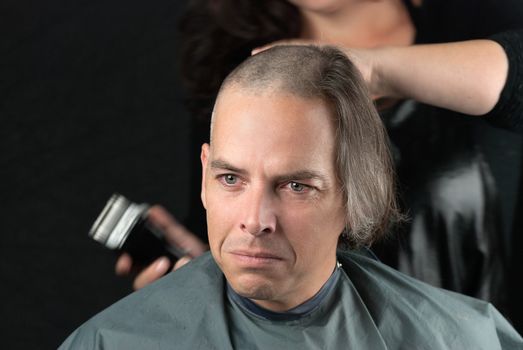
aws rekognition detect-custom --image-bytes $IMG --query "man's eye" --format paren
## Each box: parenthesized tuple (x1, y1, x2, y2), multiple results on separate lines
(288, 182, 307, 192)
(222, 174, 238, 185)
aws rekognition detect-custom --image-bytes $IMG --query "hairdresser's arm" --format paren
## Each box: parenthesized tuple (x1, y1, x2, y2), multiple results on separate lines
(361, 40, 509, 116)
(254, 39, 508, 116)
(115, 205, 207, 290)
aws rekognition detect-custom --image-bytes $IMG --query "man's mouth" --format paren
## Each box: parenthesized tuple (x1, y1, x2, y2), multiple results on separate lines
(229, 250, 284, 265)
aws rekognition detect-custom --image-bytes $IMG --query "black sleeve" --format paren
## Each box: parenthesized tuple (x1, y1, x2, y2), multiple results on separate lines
(483, 30, 523, 134)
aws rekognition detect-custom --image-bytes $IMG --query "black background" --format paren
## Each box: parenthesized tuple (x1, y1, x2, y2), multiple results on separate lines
(2, 1, 192, 348)
(2, 1, 523, 348)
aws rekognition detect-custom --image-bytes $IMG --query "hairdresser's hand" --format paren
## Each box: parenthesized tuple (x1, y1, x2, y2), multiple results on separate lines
(115, 205, 208, 290)
(252, 40, 379, 98)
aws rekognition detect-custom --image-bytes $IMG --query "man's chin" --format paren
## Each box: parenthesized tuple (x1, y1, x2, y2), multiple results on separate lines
(227, 273, 278, 302)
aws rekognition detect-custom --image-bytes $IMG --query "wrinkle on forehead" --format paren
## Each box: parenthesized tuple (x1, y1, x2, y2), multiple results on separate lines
(209, 86, 338, 186)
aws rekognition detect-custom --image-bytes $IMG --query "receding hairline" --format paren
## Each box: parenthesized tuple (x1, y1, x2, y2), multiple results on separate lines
(210, 80, 333, 146)
(211, 45, 337, 138)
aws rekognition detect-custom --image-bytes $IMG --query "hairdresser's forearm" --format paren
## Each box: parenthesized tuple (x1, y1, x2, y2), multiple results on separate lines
(368, 40, 509, 115)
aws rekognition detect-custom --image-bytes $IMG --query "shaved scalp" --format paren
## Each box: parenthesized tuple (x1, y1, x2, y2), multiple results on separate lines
(214, 45, 401, 247)
(221, 45, 331, 96)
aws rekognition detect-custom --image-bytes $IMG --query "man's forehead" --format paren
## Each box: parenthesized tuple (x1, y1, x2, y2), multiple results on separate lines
(209, 86, 338, 180)
(211, 85, 334, 139)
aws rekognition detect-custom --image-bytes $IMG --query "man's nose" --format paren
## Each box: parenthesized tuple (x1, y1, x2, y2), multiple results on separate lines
(240, 186, 276, 236)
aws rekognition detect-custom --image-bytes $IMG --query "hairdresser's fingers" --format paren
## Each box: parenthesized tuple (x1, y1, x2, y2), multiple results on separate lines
(147, 205, 208, 258)
(340, 48, 376, 93)
(252, 39, 316, 55)
(173, 256, 192, 271)
(133, 257, 171, 290)
(115, 253, 133, 276)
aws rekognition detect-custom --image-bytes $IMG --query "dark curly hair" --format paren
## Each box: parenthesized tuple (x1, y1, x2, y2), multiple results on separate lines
(179, 0, 301, 120)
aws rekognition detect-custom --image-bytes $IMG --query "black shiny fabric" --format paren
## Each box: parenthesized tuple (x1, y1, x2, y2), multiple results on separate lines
(373, 101, 508, 310)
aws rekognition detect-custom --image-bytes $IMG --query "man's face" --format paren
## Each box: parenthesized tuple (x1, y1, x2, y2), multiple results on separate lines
(201, 86, 346, 311)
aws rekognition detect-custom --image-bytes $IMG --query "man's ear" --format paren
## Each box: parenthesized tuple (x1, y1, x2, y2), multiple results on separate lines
(200, 143, 210, 209)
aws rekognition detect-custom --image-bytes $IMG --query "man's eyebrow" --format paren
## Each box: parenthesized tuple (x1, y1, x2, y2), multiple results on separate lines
(274, 170, 330, 185)
(210, 159, 247, 175)
(210, 159, 330, 185)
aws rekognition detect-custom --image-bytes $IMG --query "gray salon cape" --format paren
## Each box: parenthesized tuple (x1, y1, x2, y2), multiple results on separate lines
(59, 252, 522, 349)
